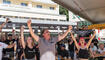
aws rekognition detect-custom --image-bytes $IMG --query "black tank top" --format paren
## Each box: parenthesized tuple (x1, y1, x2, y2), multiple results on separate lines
(78, 48, 89, 59)
(24, 46, 36, 59)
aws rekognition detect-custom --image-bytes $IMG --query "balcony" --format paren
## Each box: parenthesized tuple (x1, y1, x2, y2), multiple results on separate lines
(0, 4, 59, 15)
(0, 4, 66, 20)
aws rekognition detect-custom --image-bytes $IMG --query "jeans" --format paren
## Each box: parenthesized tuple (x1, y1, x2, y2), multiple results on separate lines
(70, 51, 74, 59)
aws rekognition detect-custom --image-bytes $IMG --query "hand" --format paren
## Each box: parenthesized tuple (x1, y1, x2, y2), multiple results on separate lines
(12, 29, 15, 33)
(68, 26, 72, 32)
(91, 54, 95, 58)
(21, 25, 25, 31)
(13, 43, 16, 46)
(6, 18, 9, 23)
(11, 43, 16, 47)
(27, 20, 31, 26)
(94, 31, 96, 34)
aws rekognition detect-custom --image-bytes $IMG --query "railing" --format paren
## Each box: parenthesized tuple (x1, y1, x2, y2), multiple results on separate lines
(0, 18, 77, 25)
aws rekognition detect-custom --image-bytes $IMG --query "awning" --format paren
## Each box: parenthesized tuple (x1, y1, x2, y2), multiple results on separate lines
(52, 0, 105, 24)
(88, 24, 105, 29)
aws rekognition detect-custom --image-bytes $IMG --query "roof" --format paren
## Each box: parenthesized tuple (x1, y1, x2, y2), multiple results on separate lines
(24, 0, 57, 5)
(88, 23, 105, 29)
(52, 0, 105, 24)
(34, 0, 56, 4)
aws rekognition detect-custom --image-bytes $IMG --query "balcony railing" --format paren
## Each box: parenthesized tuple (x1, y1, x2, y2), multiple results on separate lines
(0, 18, 77, 25)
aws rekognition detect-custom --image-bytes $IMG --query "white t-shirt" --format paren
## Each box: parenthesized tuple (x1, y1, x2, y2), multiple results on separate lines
(90, 46, 97, 52)
(65, 43, 69, 50)
(39, 37, 58, 60)
(98, 48, 105, 57)
(0, 42, 8, 60)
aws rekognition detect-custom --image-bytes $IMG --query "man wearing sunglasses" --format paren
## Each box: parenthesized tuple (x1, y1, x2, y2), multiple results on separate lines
(27, 20, 72, 60)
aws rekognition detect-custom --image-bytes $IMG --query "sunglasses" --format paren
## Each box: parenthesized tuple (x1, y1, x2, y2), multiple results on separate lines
(43, 31, 49, 34)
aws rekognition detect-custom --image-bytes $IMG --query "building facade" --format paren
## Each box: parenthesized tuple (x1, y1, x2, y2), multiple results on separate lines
(0, 0, 77, 34)
(0, 0, 66, 21)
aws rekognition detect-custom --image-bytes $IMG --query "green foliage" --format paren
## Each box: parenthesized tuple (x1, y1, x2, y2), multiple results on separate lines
(59, 5, 69, 21)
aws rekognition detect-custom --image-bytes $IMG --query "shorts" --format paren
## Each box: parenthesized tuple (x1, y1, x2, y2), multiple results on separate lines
(6, 52, 14, 58)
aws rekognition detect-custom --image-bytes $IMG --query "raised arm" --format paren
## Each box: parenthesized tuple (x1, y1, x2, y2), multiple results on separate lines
(58, 26, 72, 41)
(12, 29, 16, 39)
(0, 18, 8, 31)
(27, 20, 39, 42)
(7, 43, 15, 48)
(70, 32, 80, 50)
(20, 25, 25, 49)
(86, 31, 96, 49)
(94, 52, 105, 58)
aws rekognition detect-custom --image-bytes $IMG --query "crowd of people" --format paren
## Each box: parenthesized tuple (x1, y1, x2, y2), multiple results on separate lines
(0, 19, 105, 60)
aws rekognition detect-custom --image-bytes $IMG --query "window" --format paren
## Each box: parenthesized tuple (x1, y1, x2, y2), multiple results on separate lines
(53, 19, 57, 21)
(60, 20, 67, 21)
(36, 5, 42, 8)
(21, 3, 27, 6)
(3, 0, 11, 4)
(49, 7, 55, 10)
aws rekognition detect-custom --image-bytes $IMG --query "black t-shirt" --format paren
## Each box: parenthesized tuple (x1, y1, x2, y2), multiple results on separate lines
(17, 45, 23, 60)
(24, 46, 36, 59)
(4, 39, 15, 52)
(2, 39, 16, 58)
(56, 42, 62, 55)
(59, 49, 69, 58)
(4, 39, 15, 45)
(68, 42, 74, 52)
(78, 48, 89, 59)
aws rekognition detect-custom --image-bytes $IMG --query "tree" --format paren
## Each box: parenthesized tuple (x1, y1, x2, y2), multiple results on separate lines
(59, 5, 69, 21)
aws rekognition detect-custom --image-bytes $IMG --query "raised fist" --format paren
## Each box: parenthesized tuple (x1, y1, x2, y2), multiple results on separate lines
(27, 20, 31, 26)
(68, 25, 72, 30)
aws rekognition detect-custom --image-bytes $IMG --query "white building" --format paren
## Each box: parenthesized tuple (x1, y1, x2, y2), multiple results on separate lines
(0, 0, 76, 34)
